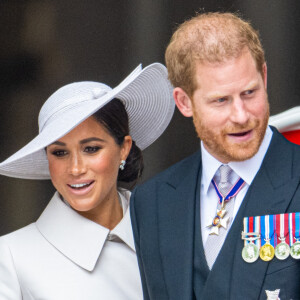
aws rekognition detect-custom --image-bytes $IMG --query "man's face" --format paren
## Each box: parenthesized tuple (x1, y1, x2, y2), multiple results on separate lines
(190, 48, 269, 163)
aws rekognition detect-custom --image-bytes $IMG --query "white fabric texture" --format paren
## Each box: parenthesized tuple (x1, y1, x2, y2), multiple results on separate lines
(0, 189, 143, 300)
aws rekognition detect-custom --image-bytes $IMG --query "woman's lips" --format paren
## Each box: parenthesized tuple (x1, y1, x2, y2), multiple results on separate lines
(67, 181, 95, 195)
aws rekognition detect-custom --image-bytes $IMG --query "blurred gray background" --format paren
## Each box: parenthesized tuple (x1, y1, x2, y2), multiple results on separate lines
(0, 0, 299, 235)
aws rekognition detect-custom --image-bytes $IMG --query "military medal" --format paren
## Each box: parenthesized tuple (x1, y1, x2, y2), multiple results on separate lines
(260, 241, 275, 261)
(290, 212, 300, 259)
(275, 238, 290, 260)
(241, 217, 260, 263)
(206, 197, 230, 235)
(207, 177, 245, 235)
(242, 212, 300, 262)
(260, 215, 275, 261)
(274, 214, 290, 260)
(290, 239, 300, 259)
(241, 233, 260, 263)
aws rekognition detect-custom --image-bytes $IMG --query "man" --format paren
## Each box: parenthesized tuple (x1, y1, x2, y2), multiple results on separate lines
(130, 12, 300, 299)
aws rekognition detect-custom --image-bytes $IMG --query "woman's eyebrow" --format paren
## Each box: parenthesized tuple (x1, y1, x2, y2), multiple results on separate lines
(80, 137, 105, 144)
(50, 141, 66, 146)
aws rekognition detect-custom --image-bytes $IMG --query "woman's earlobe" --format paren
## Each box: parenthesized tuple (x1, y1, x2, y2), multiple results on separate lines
(173, 88, 193, 117)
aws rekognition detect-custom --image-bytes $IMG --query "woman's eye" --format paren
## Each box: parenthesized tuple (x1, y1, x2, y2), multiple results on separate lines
(84, 146, 100, 153)
(52, 150, 67, 157)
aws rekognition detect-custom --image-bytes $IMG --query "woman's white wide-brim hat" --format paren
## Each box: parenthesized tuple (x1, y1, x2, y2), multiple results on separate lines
(0, 63, 175, 180)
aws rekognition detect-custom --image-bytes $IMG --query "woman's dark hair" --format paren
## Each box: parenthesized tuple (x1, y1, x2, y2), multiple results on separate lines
(92, 98, 144, 187)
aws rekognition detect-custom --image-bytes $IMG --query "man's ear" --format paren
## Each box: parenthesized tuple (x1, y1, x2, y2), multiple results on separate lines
(262, 63, 267, 89)
(173, 87, 193, 117)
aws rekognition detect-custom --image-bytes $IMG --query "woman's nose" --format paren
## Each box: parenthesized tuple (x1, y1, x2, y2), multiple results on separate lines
(67, 154, 87, 176)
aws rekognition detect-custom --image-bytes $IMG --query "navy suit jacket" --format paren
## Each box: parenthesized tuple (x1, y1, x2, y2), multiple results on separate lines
(130, 128, 300, 300)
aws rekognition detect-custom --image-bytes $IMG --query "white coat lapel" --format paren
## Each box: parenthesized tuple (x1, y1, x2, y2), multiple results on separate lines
(36, 192, 109, 271)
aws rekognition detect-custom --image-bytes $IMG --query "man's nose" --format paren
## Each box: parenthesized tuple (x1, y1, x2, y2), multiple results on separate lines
(229, 98, 250, 124)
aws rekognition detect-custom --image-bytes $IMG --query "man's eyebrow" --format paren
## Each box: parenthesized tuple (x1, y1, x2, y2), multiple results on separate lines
(205, 81, 260, 100)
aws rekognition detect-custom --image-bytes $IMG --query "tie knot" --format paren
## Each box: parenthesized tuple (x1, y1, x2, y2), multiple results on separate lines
(219, 164, 232, 184)
(218, 165, 233, 196)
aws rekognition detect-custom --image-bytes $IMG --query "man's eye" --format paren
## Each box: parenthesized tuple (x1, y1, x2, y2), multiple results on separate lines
(84, 146, 100, 153)
(243, 89, 254, 96)
(217, 97, 227, 103)
(52, 150, 67, 157)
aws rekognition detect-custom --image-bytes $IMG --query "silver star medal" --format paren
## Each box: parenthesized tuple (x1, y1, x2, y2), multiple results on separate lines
(207, 207, 230, 235)
(265, 289, 280, 300)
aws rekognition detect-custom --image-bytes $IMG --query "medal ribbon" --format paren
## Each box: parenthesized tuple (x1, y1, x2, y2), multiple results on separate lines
(260, 215, 275, 247)
(243, 216, 260, 246)
(243, 212, 299, 249)
(255, 215, 261, 248)
(212, 177, 245, 204)
(295, 212, 300, 242)
(275, 213, 289, 246)
(289, 212, 295, 246)
(243, 217, 248, 246)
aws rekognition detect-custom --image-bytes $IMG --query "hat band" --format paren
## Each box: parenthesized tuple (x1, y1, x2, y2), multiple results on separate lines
(39, 89, 109, 132)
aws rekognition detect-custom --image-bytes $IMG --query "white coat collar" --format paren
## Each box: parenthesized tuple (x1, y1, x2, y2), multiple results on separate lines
(36, 189, 135, 272)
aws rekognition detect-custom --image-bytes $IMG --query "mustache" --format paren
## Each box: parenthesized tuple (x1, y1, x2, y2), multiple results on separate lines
(222, 119, 259, 134)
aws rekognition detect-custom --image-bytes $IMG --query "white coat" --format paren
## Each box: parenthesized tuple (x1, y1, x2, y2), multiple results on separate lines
(0, 191, 143, 299)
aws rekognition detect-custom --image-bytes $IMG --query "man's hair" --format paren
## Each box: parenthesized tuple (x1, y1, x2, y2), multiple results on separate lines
(165, 12, 265, 97)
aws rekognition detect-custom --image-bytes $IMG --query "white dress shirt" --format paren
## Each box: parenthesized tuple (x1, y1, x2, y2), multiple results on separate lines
(0, 189, 143, 300)
(200, 126, 273, 245)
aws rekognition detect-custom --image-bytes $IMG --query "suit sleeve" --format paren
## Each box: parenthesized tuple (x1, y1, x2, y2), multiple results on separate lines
(0, 238, 22, 299)
(130, 188, 151, 300)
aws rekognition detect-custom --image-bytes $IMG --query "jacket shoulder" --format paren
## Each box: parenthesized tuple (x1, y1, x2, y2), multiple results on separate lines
(131, 150, 201, 209)
(137, 150, 201, 190)
(267, 127, 300, 177)
(0, 223, 41, 252)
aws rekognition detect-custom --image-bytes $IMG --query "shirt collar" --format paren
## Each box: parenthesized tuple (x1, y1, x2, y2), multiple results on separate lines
(201, 126, 273, 194)
(110, 189, 136, 251)
(36, 189, 135, 272)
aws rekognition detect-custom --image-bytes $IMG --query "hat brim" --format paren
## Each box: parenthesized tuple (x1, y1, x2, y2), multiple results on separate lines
(269, 106, 300, 132)
(0, 63, 174, 179)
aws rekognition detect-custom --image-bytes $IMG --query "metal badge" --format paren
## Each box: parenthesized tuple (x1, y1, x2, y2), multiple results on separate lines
(274, 239, 290, 260)
(242, 242, 259, 263)
(259, 241, 275, 261)
(290, 240, 300, 259)
(241, 232, 260, 263)
(207, 208, 230, 235)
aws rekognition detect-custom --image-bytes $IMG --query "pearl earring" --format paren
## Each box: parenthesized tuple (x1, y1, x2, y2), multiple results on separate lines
(119, 160, 126, 170)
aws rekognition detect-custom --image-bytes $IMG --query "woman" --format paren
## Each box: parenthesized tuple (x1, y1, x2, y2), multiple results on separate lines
(0, 63, 174, 299)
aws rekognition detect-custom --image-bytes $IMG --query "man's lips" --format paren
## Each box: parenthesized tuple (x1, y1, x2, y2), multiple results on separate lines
(227, 129, 254, 142)
(228, 129, 252, 137)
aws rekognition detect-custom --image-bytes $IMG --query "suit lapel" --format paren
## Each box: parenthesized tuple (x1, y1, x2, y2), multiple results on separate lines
(157, 151, 202, 300)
